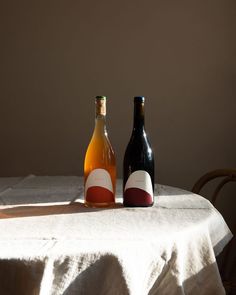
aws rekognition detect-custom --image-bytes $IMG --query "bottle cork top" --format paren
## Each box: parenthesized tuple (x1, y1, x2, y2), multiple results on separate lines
(95, 96, 106, 116)
(96, 96, 106, 100)
(134, 96, 145, 102)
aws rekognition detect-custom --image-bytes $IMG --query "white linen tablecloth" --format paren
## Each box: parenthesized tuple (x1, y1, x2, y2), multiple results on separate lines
(0, 175, 232, 295)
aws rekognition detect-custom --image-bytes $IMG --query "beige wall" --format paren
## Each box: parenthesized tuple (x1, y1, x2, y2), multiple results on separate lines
(0, 0, 235, 193)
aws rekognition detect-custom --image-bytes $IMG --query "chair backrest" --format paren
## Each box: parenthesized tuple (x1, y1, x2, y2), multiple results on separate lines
(192, 169, 236, 293)
(192, 169, 236, 206)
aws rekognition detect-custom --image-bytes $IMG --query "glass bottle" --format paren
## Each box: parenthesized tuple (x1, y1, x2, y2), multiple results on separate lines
(84, 96, 116, 207)
(123, 96, 154, 207)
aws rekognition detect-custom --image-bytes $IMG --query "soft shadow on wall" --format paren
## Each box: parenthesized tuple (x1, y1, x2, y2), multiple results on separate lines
(0, 0, 235, 191)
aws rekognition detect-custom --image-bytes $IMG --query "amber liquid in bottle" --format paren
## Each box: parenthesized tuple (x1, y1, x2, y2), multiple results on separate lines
(84, 96, 116, 207)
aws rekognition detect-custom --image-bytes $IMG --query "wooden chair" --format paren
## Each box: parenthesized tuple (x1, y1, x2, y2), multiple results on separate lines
(192, 169, 236, 295)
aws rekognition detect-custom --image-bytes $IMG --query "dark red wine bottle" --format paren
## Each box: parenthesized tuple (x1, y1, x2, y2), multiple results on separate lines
(123, 96, 155, 207)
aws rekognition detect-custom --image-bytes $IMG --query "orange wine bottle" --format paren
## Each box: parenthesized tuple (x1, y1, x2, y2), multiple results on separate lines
(84, 96, 116, 207)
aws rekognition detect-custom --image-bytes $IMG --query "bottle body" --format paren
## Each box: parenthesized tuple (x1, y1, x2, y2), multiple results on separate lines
(123, 96, 154, 207)
(84, 96, 116, 207)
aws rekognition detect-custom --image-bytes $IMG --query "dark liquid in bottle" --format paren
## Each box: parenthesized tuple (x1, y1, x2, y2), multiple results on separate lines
(123, 96, 154, 207)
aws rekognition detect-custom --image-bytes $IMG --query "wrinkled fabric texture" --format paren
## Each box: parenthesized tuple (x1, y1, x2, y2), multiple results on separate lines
(0, 176, 232, 295)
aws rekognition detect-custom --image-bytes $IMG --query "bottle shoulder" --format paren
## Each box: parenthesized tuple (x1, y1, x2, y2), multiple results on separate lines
(86, 132, 115, 154)
(124, 131, 154, 162)
(126, 131, 153, 150)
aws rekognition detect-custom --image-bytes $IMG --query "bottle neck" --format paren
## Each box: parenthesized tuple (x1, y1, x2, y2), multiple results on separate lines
(95, 115, 107, 134)
(133, 101, 145, 133)
(94, 98, 107, 134)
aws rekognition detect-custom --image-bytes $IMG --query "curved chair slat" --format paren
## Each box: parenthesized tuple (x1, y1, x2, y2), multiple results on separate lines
(192, 169, 236, 294)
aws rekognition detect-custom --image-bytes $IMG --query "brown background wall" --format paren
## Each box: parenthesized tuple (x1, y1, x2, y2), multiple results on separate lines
(0, 0, 235, 192)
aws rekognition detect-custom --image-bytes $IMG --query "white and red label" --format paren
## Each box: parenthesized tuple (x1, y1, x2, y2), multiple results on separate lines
(124, 170, 153, 205)
(85, 169, 114, 203)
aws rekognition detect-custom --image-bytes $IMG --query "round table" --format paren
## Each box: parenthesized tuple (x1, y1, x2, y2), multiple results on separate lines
(0, 176, 232, 295)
